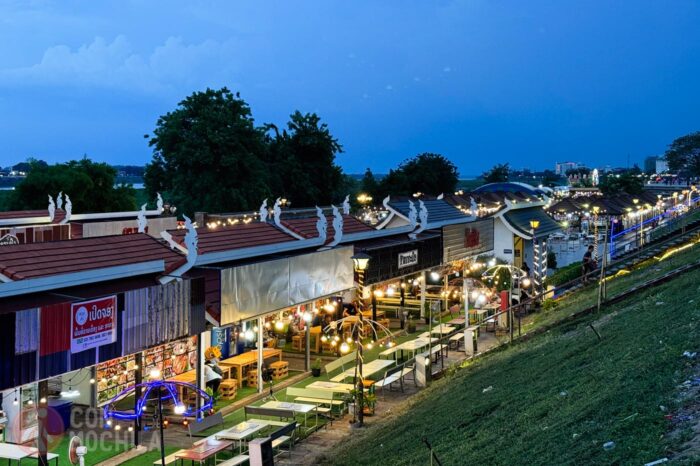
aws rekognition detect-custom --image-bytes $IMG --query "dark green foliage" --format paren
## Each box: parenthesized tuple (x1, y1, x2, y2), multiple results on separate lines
(146, 88, 270, 216)
(146, 89, 347, 215)
(664, 131, 700, 176)
(266, 111, 345, 207)
(544, 261, 582, 286)
(482, 163, 509, 183)
(378, 153, 459, 197)
(599, 171, 644, 195)
(9, 158, 136, 213)
(360, 168, 379, 197)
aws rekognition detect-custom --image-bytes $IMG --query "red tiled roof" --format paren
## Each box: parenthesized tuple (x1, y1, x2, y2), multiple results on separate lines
(282, 215, 374, 240)
(0, 209, 65, 223)
(170, 222, 297, 255)
(0, 234, 184, 281)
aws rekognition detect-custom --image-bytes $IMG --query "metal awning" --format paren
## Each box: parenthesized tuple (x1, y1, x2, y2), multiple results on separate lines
(502, 207, 562, 239)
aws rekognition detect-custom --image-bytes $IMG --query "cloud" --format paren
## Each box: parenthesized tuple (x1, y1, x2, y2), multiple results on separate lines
(0, 35, 238, 94)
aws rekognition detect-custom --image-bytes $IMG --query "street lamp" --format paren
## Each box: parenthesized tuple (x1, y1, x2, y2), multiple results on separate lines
(529, 219, 541, 296)
(350, 251, 372, 427)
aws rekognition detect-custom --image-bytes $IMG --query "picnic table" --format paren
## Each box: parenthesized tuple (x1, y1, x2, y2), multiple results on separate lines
(175, 439, 233, 465)
(330, 358, 395, 382)
(215, 420, 269, 452)
(260, 400, 317, 431)
(306, 380, 355, 394)
(447, 317, 466, 327)
(394, 337, 438, 360)
(219, 349, 282, 388)
(431, 324, 456, 334)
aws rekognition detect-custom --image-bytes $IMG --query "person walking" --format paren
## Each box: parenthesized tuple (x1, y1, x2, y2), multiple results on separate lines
(581, 245, 597, 283)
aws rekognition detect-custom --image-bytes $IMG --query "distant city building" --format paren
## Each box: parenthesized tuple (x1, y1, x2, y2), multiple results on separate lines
(644, 156, 669, 174)
(555, 161, 579, 175)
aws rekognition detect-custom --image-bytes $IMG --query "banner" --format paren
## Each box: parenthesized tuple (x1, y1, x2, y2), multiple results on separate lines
(71, 296, 117, 354)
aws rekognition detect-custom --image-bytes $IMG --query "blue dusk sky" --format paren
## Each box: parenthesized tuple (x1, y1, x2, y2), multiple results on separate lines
(1, 1, 700, 176)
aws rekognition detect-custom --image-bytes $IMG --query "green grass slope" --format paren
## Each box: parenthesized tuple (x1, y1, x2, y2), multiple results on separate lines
(329, 268, 700, 465)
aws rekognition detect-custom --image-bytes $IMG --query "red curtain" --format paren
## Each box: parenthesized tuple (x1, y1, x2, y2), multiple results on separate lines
(40, 303, 71, 356)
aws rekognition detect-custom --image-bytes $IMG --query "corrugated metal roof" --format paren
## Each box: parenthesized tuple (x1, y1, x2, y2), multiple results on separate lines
(389, 199, 468, 224)
(0, 234, 184, 280)
(281, 214, 374, 239)
(170, 222, 297, 255)
(503, 207, 562, 238)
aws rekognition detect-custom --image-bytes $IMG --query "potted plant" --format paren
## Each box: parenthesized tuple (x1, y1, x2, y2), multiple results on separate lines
(423, 301, 431, 325)
(407, 315, 416, 334)
(362, 393, 377, 416)
(311, 358, 322, 377)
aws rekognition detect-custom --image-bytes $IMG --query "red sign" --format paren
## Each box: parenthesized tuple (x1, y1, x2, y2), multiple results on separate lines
(71, 296, 117, 354)
(464, 228, 481, 248)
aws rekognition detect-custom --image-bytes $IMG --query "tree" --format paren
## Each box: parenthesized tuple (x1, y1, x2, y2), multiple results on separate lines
(540, 169, 562, 187)
(599, 171, 644, 195)
(664, 131, 700, 176)
(378, 153, 458, 197)
(10, 158, 136, 212)
(266, 111, 344, 207)
(482, 163, 509, 183)
(360, 168, 379, 197)
(145, 87, 270, 216)
(12, 158, 47, 174)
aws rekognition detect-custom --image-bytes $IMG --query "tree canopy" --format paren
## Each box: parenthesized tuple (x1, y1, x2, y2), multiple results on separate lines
(378, 153, 458, 198)
(664, 131, 700, 176)
(482, 163, 509, 183)
(360, 168, 379, 197)
(145, 88, 347, 215)
(598, 171, 644, 195)
(10, 158, 136, 212)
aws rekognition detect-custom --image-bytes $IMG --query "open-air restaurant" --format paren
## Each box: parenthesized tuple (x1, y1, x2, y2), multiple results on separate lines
(0, 187, 562, 464)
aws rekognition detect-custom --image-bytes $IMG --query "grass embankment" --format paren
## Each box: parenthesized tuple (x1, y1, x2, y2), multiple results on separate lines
(328, 264, 700, 465)
(525, 234, 700, 331)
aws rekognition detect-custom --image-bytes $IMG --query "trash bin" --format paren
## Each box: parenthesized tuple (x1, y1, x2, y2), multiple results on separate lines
(47, 399, 72, 434)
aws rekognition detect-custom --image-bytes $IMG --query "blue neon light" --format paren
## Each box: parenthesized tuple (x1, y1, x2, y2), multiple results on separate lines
(610, 198, 700, 240)
(103, 380, 214, 423)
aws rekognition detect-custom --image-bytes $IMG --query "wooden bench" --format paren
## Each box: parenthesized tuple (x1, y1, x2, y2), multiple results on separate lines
(188, 412, 224, 438)
(378, 347, 398, 360)
(324, 351, 357, 381)
(449, 333, 464, 349)
(153, 450, 187, 465)
(286, 387, 344, 419)
(374, 365, 403, 394)
(271, 421, 297, 458)
(218, 455, 250, 466)
(244, 406, 296, 422)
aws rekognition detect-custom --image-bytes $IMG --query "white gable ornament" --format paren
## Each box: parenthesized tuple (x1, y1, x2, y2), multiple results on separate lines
(48, 195, 56, 222)
(183, 215, 198, 265)
(408, 200, 418, 228)
(259, 199, 269, 223)
(315, 206, 327, 243)
(56, 191, 63, 210)
(137, 204, 148, 233)
(470, 197, 479, 216)
(437, 193, 444, 200)
(342, 195, 350, 215)
(61, 195, 72, 224)
(409, 200, 428, 239)
(156, 193, 164, 214)
(327, 205, 343, 247)
(273, 198, 283, 227)
(382, 195, 391, 210)
(0, 234, 20, 246)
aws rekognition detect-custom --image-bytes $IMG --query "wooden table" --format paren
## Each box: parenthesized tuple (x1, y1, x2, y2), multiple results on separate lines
(0, 443, 37, 464)
(175, 440, 233, 465)
(307, 380, 355, 394)
(220, 349, 282, 388)
(215, 420, 269, 453)
(330, 358, 395, 382)
(260, 401, 317, 431)
(447, 317, 466, 327)
(394, 337, 438, 360)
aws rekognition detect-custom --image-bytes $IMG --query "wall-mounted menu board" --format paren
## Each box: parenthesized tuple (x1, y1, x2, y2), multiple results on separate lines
(96, 336, 197, 406)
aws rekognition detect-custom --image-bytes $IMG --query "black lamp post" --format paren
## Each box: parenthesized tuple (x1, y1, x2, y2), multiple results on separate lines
(351, 251, 371, 427)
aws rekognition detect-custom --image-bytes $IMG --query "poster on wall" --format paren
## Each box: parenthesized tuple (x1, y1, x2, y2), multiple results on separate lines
(71, 296, 117, 354)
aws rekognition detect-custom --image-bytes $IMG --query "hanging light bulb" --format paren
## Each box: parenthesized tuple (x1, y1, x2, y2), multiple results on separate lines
(373, 289, 384, 298)
(12, 396, 18, 406)
(114, 424, 122, 431)
(244, 329, 255, 341)
(89, 378, 96, 384)
(264, 321, 271, 329)
(174, 404, 186, 415)
(253, 325, 259, 332)
(340, 342, 350, 354)
(346, 337, 353, 344)
(386, 286, 395, 297)
(274, 320, 284, 331)
(471, 290, 479, 301)
(149, 368, 161, 379)
(488, 259, 496, 267)
(333, 335, 340, 342)
(302, 312, 312, 323)
(366, 342, 373, 350)
(331, 340, 337, 347)
(430, 271, 440, 281)
(128, 426, 134, 432)
(321, 335, 328, 342)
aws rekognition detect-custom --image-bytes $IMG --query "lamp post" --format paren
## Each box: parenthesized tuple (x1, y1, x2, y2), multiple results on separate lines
(592, 206, 600, 262)
(351, 252, 371, 427)
(529, 219, 540, 297)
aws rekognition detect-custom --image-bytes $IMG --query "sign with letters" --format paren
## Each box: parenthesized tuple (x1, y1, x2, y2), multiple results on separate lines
(71, 296, 117, 354)
(398, 249, 419, 269)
